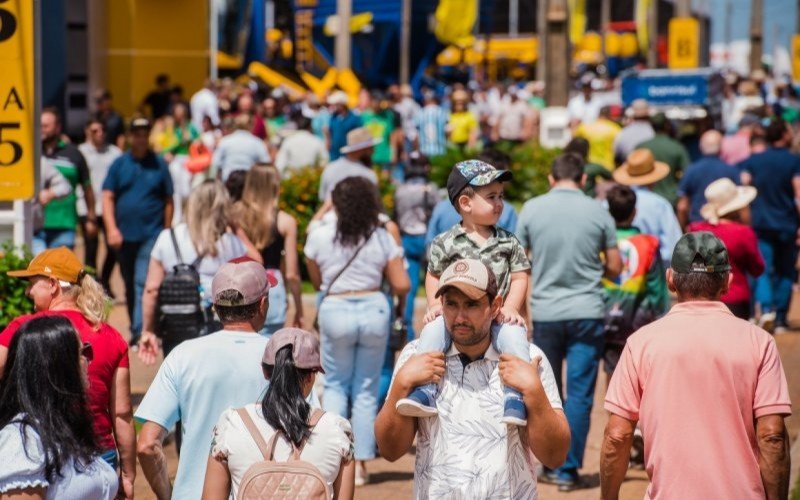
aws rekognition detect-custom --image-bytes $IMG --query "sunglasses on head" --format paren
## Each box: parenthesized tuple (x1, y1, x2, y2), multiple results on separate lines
(81, 342, 93, 362)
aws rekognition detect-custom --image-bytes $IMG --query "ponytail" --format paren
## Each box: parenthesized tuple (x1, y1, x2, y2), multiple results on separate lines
(66, 274, 110, 325)
(261, 346, 313, 448)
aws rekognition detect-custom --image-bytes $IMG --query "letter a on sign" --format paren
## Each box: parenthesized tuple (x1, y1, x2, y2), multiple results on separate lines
(0, 0, 35, 200)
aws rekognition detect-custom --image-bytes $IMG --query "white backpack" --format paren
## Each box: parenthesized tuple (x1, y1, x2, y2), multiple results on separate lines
(235, 408, 330, 500)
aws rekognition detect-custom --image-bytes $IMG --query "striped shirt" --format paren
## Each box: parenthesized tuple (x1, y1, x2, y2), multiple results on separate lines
(415, 104, 449, 157)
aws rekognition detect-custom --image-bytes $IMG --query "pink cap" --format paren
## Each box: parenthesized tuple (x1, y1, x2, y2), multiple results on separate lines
(212, 258, 277, 306)
(262, 328, 325, 373)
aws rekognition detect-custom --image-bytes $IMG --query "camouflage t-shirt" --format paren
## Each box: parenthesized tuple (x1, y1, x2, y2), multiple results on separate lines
(428, 224, 530, 299)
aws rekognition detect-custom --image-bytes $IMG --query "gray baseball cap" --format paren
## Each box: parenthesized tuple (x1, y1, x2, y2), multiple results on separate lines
(262, 328, 325, 373)
(212, 257, 277, 306)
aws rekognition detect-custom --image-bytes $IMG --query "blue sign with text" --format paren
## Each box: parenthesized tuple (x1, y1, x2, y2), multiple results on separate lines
(621, 71, 715, 107)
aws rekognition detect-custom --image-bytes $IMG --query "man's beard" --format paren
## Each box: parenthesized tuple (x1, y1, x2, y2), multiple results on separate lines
(450, 323, 489, 347)
(359, 154, 373, 167)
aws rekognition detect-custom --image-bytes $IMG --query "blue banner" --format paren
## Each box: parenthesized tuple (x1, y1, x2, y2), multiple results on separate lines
(621, 72, 711, 107)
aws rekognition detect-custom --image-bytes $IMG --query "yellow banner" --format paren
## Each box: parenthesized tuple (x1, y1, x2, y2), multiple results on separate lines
(668, 17, 699, 69)
(792, 35, 800, 82)
(0, 0, 35, 200)
(568, 0, 587, 45)
(434, 0, 477, 48)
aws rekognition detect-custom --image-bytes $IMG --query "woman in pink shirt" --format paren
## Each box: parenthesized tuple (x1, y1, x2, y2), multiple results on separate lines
(687, 178, 764, 319)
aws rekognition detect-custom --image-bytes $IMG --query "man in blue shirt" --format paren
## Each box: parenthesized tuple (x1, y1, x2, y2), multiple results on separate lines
(424, 150, 518, 246)
(103, 118, 173, 346)
(136, 260, 276, 500)
(614, 149, 682, 270)
(677, 130, 740, 228)
(328, 91, 362, 161)
(415, 91, 449, 158)
(739, 118, 800, 331)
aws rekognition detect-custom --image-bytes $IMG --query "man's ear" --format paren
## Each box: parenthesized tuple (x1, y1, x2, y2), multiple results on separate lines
(666, 268, 676, 293)
(547, 174, 556, 187)
(579, 173, 588, 188)
(490, 294, 503, 318)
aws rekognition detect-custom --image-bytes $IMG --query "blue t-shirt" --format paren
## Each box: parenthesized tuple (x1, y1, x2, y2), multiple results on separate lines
(134, 330, 270, 500)
(102, 152, 173, 242)
(738, 147, 800, 233)
(424, 199, 518, 248)
(329, 111, 363, 160)
(678, 155, 740, 223)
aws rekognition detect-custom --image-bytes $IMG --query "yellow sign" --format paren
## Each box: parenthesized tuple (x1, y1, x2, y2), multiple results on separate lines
(668, 17, 699, 69)
(0, 0, 35, 200)
(792, 35, 800, 82)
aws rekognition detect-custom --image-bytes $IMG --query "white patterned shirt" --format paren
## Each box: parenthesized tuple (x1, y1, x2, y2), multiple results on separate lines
(392, 340, 563, 499)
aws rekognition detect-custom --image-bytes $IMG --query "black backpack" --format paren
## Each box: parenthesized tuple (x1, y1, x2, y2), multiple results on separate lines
(157, 229, 204, 343)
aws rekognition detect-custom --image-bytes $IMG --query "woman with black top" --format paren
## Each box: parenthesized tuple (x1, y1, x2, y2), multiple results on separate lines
(232, 164, 304, 336)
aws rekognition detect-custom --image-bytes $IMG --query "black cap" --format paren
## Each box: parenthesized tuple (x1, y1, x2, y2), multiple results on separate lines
(671, 232, 731, 273)
(446, 160, 513, 206)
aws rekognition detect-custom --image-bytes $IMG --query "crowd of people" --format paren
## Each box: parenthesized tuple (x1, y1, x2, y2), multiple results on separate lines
(0, 67, 797, 499)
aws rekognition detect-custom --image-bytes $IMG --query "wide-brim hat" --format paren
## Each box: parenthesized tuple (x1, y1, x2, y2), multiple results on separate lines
(614, 149, 670, 186)
(700, 178, 758, 223)
(340, 127, 381, 154)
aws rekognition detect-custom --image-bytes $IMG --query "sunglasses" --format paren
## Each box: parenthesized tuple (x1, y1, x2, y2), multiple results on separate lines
(89, 128, 103, 134)
(81, 342, 94, 362)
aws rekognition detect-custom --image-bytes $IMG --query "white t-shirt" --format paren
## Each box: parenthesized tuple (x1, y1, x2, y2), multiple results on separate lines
(275, 130, 329, 173)
(77, 142, 122, 216)
(393, 341, 562, 499)
(210, 404, 353, 499)
(304, 223, 402, 294)
(150, 223, 247, 303)
(0, 417, 118, 500)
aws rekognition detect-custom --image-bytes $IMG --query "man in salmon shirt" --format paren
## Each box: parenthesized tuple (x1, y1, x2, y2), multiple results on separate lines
(600, 232, 791, 500)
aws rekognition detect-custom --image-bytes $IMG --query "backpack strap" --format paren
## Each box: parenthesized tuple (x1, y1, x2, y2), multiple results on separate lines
(291, 409, 326, 460)
(169, 228, 184, 265)
(236, 408, 273, 460)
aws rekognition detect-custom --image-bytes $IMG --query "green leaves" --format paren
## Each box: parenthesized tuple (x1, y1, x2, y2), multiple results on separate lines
(0, 242, 33, 327)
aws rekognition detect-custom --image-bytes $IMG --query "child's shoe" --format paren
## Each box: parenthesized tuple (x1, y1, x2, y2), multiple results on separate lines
(396, 384, 438, 417)
(501, 395, 528, 426)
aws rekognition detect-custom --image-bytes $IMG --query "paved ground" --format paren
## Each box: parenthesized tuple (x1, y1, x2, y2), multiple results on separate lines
(93, 257, 800, 499)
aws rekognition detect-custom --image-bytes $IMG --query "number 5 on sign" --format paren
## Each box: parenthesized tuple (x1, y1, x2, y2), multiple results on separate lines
(0, 0, 35, 200)
(668, 17, 699, 70)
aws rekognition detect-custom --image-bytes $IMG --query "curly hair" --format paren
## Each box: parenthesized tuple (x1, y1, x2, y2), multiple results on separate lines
(331, 176, 381, 247)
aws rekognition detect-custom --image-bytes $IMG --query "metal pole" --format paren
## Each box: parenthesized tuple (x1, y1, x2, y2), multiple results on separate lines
(537, 0, 548, 81)
(209, 0, 218, 80)
(510, 0, 519, 37)
(647, 0, 659, 68)
(544, 0, 569, 106)
(750, 0, 763, 72)
(400, 0, 411, 84)
(335, 0, 352, 70)
(676, 0, 691, 17)
(601, 0, 610, 32)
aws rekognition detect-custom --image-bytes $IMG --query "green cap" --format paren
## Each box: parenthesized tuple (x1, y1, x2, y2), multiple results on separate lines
(670, 232, 731, 273)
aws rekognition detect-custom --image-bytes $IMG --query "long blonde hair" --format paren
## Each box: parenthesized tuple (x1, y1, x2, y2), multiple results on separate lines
(234, 164, 281, 250)
(185, 180, 231, 257)
(63, 274, 110, 326)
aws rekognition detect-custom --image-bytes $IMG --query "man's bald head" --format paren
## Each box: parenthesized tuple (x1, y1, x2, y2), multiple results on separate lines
(699, 130, 722, 156)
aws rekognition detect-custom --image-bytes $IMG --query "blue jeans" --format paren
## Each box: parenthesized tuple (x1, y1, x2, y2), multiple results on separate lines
(754, 230, 798, 325)
(261, 270, 287, 333)
(401, 234, 426, 340)
(32, 229, 76, 255)
(318, 293, 390, 460)
(533, 319, 604, 478)
(118, 235, 158, 342)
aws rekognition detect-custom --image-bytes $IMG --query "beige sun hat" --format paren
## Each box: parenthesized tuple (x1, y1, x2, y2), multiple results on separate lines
(613, 149, 670, 186)
(629, 99, 650, 119)
(340, 127, 381, 154)
(700, 178, 758, 224)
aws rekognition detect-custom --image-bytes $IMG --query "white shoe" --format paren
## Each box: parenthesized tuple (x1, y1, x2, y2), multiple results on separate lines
(355, 463, 369, 487)
(758, 312, 776, 333)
